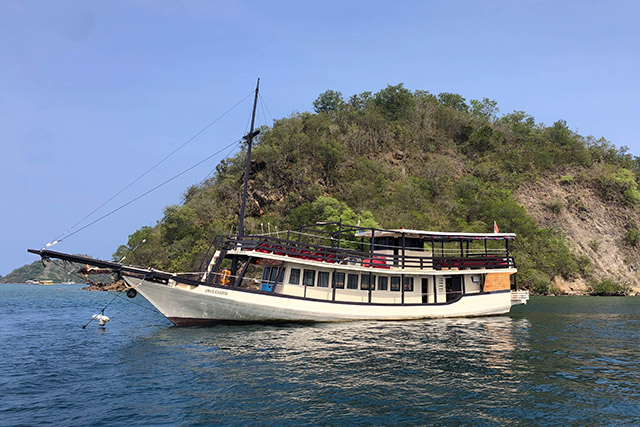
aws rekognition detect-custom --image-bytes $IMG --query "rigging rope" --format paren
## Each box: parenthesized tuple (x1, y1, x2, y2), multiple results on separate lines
(116, 140, 241, 258)
(51, 91, 255, 245)
(45, 259, 95, 284)
(259, 92, 275, 123)
(198, 141, 241, 186)
(47, 139, 241, 246)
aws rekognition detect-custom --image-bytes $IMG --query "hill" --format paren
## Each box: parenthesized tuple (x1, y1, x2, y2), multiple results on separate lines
(1, 258, 112, 285)
(112, 84, 640, 295)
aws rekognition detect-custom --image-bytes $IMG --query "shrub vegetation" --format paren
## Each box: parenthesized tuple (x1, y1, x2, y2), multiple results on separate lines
(587, 278, 632, 296)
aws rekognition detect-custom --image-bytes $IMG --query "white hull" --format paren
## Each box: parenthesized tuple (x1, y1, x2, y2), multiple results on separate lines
(123, 276, 514, 326)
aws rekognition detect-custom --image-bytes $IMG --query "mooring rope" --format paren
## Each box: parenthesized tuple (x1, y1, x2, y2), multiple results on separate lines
(79, 277, 157, 327)
(81, 289, 124, 329)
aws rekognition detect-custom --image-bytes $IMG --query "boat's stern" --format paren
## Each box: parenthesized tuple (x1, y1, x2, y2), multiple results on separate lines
(510, 289, 530, 306)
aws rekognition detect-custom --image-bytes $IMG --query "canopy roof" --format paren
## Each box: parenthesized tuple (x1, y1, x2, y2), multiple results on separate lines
(354, 228, 516, 241)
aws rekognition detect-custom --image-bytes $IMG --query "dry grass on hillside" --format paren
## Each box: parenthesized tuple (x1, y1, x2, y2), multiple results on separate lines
(516, 171, 640, 294)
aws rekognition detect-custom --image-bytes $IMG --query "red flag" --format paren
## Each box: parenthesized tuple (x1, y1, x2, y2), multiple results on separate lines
(493, 221, 499, 233)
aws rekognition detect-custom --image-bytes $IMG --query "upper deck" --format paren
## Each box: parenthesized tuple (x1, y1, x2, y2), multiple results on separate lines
(209, 222, 516, 272)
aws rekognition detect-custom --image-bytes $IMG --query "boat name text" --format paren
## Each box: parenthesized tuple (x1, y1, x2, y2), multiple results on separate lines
(205, 289, 228, 296)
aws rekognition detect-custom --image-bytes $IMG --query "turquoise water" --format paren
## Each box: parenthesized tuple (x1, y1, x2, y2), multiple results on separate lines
(1, 284, 639, 426)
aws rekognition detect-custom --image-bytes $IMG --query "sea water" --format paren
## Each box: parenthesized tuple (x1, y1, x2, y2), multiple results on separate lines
(0, 284, 638, 426)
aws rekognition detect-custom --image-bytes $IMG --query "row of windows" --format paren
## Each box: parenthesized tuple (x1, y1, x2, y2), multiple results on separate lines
(286, 268, 414, 292)
(262, 266, 284, 284)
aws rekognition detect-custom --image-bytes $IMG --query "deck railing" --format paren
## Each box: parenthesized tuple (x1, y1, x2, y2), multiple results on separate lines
(220, 233, 515, 271)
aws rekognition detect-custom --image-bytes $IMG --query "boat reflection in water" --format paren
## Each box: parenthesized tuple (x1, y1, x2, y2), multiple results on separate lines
(120, 315, 531, 425)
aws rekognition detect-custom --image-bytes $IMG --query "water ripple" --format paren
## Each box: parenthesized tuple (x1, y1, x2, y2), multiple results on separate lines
(1, 287, 639, 426)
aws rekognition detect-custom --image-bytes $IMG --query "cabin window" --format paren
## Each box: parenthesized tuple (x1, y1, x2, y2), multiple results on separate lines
(373, 237, 395, 251)
(303, 269, 315, 287)
(360, 274, 374, 290)
(403, 276, 414, 292)
(270, 267, 280, 284)
(390, 276, 401, 292)
(347, 274, 359, 289)
(333, 272, 345, 289)
(262, 267, 271, 282)
(405, 238, 423, 249)
(377, 276, 388, 291)
(289, 268, 300, 285)
(318, 271, 330, 287)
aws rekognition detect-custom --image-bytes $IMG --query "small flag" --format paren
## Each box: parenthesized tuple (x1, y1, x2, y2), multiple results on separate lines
(493, 221, 499, 233)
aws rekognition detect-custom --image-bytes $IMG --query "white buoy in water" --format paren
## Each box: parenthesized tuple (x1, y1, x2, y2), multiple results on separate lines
(92, 314, 110, 327)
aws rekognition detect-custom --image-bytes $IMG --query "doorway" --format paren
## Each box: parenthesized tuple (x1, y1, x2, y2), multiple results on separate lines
(421, 278, 430, 303)
(445, 276, 463, 302)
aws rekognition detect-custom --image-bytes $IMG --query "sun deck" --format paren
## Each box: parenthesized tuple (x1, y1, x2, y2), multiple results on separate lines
(205, 222, 516, 272)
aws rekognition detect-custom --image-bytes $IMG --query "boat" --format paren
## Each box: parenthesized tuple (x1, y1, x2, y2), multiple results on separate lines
(29, 225, 528, 324)
(38, 280, 54, 285)
(28, 80, 529, 325)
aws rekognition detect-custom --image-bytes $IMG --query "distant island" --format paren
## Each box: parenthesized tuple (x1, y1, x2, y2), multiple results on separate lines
(1, 258, 112, 285)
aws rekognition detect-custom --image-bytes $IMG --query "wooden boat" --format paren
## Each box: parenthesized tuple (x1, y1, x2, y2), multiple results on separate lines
(29, 224, 528, 325)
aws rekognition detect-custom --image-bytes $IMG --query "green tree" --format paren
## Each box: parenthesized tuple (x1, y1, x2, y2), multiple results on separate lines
(289, 196, 378, 230)
(374, 84, 414, 121)
(470, 98, 499, 121)
(614, 168, 640, 205)
(113, 226, 153, 261)
(313, 90, 345, 113)
(464, 124, 501, 156)
(348, 91, 373, 111)
(438, 92, 469, 112)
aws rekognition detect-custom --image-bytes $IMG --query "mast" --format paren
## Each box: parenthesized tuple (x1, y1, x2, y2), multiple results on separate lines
(237, 78, 260, 238)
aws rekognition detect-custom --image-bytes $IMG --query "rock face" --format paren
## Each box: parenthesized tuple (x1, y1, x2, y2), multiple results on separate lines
(516, 172, 640, 294)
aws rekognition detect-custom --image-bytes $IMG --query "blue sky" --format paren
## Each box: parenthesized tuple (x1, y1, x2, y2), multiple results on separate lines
(1, 0, 639, 275)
